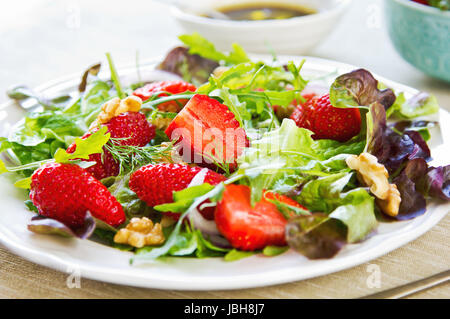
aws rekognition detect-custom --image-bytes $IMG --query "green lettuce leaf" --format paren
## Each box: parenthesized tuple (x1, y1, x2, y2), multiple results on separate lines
(295, 173, 377, 243)
(179, 33, 250, 65)
(386, 92, 439, 119)
(237, 119, 362, 203)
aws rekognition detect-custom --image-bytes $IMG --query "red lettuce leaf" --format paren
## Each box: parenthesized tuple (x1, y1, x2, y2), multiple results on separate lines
(330, 69, 396, 109)
(27, 211, 96, 239)
(391, 159, 428, 220)
(285, 213, 347, 259)
(390, 159, 449, 220)
(158, 46, 219, 85)
(367, 103, 430, 175)
(417, 165, 450, 201)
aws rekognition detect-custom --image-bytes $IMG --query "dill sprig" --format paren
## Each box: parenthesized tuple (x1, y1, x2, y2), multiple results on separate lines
(104, 138, 175, 174)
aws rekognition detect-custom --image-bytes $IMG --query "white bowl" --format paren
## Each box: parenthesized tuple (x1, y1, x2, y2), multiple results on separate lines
(171, 0, 351, 55)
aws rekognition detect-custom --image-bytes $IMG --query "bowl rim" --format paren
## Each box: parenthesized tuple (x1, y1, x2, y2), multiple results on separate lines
(171, 0, 352, 28)
(390, 0, 450, 17)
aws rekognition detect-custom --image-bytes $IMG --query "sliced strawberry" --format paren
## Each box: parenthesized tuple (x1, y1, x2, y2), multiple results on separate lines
(133, 80, 197, 112)
(30, 162, 125, 228)
(165, 94, 249, 171)
(215, 184, 307, 251)
(129, 163, 227, 220)
(290, 94, 361, 142)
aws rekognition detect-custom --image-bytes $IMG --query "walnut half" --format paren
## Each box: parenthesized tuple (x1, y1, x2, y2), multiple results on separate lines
(94, 96, 143, 127)
(346, 152, 401, 217)
(376, 184, 401, 217)
(114, 217, 164, 248)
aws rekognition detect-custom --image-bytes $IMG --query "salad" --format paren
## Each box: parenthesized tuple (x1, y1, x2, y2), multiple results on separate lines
(1, 33, 449, 263)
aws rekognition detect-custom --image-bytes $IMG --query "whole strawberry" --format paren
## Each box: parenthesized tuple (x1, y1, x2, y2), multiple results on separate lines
(129, 163, 227, 220)
(67, 111, 155, 180)
(30, 162, 125, 228)
(106, 111, 155, 147)
(290, 94, 361, 142)
(133, 80, 197, 112)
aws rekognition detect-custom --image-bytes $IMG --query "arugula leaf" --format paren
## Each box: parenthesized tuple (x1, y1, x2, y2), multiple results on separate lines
(209, 87, 251, 128)
(54, 126, 110, 163)
(224, 249, 255, 261)
(154, 183, 215, 213)
(0, 159, 6, 174)
(262, 246, 289, 257)
(14, 177, 32, 189)
(179, 33, 250, 65)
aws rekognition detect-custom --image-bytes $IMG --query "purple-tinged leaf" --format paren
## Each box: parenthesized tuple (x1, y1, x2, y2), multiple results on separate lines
(417, 165, 450, 201)
(367, 103, 431, 175)
(404, 131, 431, 162)
(391, 159, 427, 220)
(158, 46, 219, 85)
(78, 63, 101, 92)
(28, 211, 96, 239)
(286, 213, 347, 259)
(390, 120, 436, 134)
(329, 69, 396, 109)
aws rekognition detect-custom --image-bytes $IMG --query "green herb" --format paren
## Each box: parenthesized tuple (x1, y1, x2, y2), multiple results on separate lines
(106, 52, 125, 99)
(54, 126, 110, 163)
(104, 139, 174, 174)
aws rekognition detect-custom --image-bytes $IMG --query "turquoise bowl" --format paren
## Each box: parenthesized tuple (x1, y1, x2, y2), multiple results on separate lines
(385, 0, 450, 82)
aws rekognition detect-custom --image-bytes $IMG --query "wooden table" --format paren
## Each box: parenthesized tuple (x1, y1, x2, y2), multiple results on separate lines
(0, 0, 448, 298)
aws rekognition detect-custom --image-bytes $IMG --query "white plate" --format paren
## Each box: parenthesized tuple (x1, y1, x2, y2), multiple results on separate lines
(0, 56, 448, 291)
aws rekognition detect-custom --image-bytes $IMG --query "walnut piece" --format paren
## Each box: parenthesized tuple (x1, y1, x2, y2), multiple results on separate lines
(346, 153, 390, 199)
(376, 184, 401, 217)
(212, 66, 229, 78)
(151, 117, 173, 131)
(113, 217, 164, 248)
(346, 152, 401, 217)
(96, 96, 142, 125)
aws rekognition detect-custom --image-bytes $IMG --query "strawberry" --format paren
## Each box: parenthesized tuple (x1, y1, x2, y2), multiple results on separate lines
(129, 163, 226, 220)
(165, 94, 249, 171)
(290, 94, 361, 142)
(133, 80, 197, 112)
(67, 111, 155, 180)
(129, 163, 227, 220)
(30, 162, 125, 228)
(215, 184, 307, 251)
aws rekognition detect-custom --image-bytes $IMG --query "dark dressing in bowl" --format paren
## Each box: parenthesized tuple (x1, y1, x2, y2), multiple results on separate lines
(205, 3, 317, 21)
